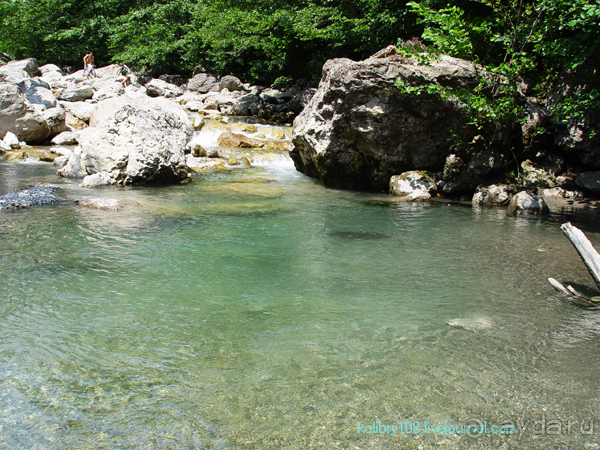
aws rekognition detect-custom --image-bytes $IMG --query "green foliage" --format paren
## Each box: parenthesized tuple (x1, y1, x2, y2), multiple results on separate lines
(272, 75, 294, 89)
(396, 76, 522, 137)
(0, 0, 422, 83)
(406, 1, 475, 59)
(407, 0, 600, 128)
(108, 0, 194, 73)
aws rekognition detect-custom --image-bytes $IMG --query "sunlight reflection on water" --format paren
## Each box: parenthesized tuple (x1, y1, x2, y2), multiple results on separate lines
(2, 160, 600, 449)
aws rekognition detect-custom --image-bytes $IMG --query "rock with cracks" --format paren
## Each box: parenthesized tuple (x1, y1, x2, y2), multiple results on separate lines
(290, 47, 511, 190)
(59, 96, 193, 185)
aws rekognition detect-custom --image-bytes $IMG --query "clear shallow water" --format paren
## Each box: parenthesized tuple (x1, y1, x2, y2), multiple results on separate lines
(2, 159, 600, 449)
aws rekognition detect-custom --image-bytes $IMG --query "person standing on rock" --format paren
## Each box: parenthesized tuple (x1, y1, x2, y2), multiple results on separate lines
(115, 62, 131, 87)
(83, 52, 96, 79)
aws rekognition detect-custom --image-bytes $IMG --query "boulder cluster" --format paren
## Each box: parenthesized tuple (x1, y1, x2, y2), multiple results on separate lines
(0, 57, 312, 186)
(290, 46, 600, 215)
(1, 50, 598, 214)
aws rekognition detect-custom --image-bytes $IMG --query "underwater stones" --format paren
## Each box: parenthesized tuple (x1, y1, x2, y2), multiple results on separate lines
(217, 131, 264, 149)
(506, 191, 549, 216)
(2, 147, 59, 162)
(256, 127, 286, 140)
(208, 182, 286, 198)
(389, 171, 437, 201)
(0, 185, 60, 210)
(265, 141, 291, 151)
(446, 317, 493, 332)
(77, 198, 131, 210)
(232, 122, 258, 134)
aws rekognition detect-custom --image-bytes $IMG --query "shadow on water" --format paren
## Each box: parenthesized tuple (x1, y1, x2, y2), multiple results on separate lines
(327, 230, 391, 240)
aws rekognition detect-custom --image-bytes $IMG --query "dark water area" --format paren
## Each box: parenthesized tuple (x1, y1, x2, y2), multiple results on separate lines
(2, 159, 600, 449)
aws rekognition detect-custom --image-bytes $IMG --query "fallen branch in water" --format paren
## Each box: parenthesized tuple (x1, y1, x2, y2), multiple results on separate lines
(548, 222, 600, 307)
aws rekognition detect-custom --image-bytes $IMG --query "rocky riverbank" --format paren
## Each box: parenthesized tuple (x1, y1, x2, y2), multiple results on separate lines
(2, 49, 599, 216)
(0, 57, 310, 186)
(289, 45, 600, 214)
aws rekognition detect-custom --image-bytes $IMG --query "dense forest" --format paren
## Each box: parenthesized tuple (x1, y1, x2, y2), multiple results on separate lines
(0, 0, 598, 122)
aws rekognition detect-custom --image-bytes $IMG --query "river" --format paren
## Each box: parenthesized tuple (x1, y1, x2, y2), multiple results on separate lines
(1, 127, 600, 449)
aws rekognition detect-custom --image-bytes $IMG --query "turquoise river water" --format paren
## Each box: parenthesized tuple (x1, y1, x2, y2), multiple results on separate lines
(1, 152, 600, 449)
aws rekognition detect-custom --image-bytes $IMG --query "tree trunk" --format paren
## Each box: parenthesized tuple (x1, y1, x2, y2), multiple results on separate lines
(561, 222, 600, 291)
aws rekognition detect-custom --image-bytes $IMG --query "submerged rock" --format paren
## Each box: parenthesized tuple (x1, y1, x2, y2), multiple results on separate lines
(447, 317, 493, 332)
(77, 198, 138, 210)
(0, 185, 61, 210)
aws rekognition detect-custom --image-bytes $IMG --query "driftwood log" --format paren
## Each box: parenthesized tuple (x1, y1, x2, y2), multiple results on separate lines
(548, 222, 600, 307)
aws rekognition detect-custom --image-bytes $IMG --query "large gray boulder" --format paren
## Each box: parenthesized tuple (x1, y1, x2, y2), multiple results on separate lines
(290, 48, 511, 190)
(0, 58, 39, 83)
(92, 81, 125, 102)
(219, 75, 245, 92)
(59, 96, 193, 185)
(389, 171, 437, 201)
(186, 73, 219, 93)
(506, 191, 549, 216)
(38, 64, 63, 85)
(0, 81, 51, 142)
(57, 84, 94, 102)
(59, 100, 96, 122)
(575, 171, 600, 196)
(42, 107, 67, 135)
(16, 78, 57, 111)
(145, 78, 183, 98)
(472, 184, 515, 207)
(441, 145, 507, 194)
